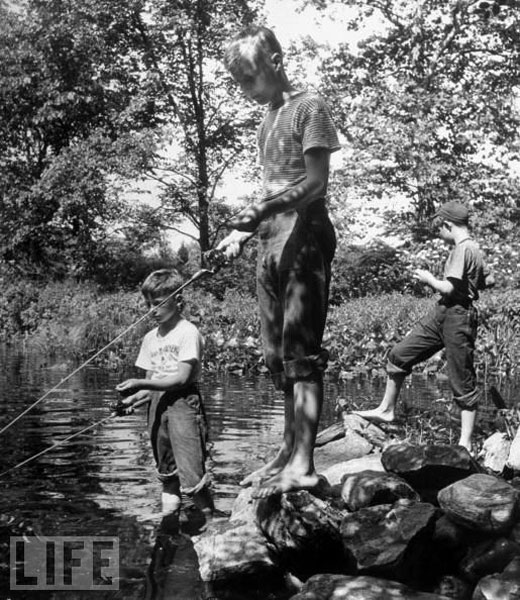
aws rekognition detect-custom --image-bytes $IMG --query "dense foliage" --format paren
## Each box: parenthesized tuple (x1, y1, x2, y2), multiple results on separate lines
(3, 279, 520, 383)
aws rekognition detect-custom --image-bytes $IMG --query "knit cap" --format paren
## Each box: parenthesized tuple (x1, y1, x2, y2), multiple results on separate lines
(433, 201, 469, 225)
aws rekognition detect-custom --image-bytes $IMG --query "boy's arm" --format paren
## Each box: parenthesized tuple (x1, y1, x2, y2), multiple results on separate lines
(116, 361, 196, 394)
(414, 269, 455, 296)
(229, 148, 331, 232)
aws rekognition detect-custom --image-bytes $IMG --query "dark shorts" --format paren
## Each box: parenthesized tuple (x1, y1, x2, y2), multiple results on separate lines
(387, 303, 481, 409)
(257, 207, 336, 390)
(147, 385, 209, 494)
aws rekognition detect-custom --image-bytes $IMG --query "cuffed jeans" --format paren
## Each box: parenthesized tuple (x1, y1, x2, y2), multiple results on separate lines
(387, 303, 481, 409)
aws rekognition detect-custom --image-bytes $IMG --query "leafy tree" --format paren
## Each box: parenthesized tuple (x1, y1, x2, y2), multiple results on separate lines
(315, 0, 520, 237)
(132, 0, 261, 255)
(0, 0, 263, 281)
(0, 0, 163, 279)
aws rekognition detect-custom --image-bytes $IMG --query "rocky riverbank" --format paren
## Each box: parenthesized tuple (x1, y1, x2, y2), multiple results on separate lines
(193, 412, 520, 600)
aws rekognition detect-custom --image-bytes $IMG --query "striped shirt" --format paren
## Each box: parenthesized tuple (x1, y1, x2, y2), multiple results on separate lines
(257, 91, 340, 202)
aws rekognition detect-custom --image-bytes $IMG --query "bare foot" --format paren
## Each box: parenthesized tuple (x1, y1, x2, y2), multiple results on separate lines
(352, 408, 395, 424)
(251, 469, 321, 499)
(240, 451, 291, 487)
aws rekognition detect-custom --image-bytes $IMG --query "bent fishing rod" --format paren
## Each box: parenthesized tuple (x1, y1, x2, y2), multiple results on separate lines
(0, 255, 227, 437)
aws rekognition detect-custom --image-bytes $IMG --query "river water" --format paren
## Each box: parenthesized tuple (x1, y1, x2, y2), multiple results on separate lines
(0, 345, 515, 600)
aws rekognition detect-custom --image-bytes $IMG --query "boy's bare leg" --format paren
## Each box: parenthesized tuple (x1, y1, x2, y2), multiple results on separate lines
(459, 407, 476, 452)
(252, 379, 322, 498)
(240, 390, 295, 486)
(354, 372, 406, 423)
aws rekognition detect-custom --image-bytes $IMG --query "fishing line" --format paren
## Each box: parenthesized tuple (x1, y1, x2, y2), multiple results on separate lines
(0, 415, 115, 478)
(0, 267, 216, 436)
(0, 396, 152, 478)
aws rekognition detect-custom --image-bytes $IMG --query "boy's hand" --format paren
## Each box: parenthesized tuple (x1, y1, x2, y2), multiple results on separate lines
(413, 269, 433, 285)
(117, 390, 152, 415)
(116, 379, 143, 395)
(229, 205, 263, 232)
(216, 230, 252, 259)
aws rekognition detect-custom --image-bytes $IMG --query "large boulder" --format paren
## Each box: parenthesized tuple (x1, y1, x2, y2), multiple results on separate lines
(341, 470, 420, 511)
(340, 500, 437, 585)
(382, 443, 480, 503)
(459, 538, 520, 583)
(342, 414, 388, 449)
(315, 434, 373, 473)
(288, 573, 451, 600)
(320, 454, 385, 487)
(438, 473, 520, 534)
(256, 490, 347, 579)
(507, 426, 520, 472)
(316, 421, 346, 447)
(479, 432, 511, 474)
(192, 519, 278, 582)
(472, 556, 520, 599)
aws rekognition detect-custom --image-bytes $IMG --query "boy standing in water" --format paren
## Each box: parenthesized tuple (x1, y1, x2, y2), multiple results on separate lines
(356, 201, 491, 452)
(218, 26, 340, 497)
(116, 269, 214, 519)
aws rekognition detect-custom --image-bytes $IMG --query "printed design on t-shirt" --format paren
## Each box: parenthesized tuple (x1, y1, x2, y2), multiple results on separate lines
(150, 343, 180, 375)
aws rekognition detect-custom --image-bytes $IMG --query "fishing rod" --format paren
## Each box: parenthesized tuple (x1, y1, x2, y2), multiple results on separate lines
(0, 397, 150, 478)
(0, 256, 227, 437)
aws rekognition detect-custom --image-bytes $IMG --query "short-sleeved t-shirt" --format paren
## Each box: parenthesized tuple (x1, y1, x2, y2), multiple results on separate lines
(257, 90, 340, 201)
(136, 318, 203, 382)
(443, 238, 487, 303)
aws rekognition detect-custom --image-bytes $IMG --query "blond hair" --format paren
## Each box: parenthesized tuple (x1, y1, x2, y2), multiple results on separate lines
(224, 25, 282, 78)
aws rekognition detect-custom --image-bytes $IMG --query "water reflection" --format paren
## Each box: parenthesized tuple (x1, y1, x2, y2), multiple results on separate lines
(0, 345, 517, 599)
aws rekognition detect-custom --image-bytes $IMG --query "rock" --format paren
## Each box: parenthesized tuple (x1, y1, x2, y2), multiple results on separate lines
(433, 575, 473, 600)
(192, 519, 278, 582)
(316, 421, 346, 447)
(321, 454, 385, 487)
(459, 537, 520, 583)
(479, 432, 511, 473)
(256, 490, 347, 579)
(341, 470, 420, 511)
(382, 443, 480, 503)
(288, 573, 451, 599)
(343, 413, 388, 448)
(471, 555, 520, 599)
(229, 486, 261, 523)
(315, 434, 373, 473)
(340, 500, 437, 585)
(438, 473, 520, 534)
(507, 426, 520, 472)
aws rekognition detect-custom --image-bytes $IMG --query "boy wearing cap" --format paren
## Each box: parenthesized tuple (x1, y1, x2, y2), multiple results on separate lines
(356, 201, 492, 452)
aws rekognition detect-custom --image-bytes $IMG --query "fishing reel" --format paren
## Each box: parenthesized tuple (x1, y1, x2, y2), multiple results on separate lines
(110, 399, 131, 417)
(203, 248, 230, 273)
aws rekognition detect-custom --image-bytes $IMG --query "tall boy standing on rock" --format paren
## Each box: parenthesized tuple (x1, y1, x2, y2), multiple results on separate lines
(356, 201, 492, 452)
(217, 25, 340, 497)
